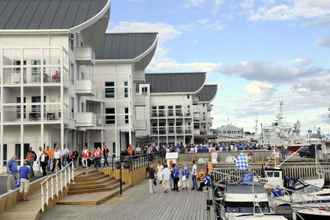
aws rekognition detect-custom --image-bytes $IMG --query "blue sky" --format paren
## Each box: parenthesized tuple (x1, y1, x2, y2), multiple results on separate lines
(107, 0, 330, 133)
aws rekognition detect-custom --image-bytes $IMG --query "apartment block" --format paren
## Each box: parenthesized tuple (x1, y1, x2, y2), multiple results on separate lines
(135, 72, 217, 146)
(0, 0, 217, 170)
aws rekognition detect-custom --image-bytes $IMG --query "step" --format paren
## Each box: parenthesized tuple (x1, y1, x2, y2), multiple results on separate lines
(68, 182, 121, 195)
(70, 179, 119, 190)
(75, 172, 105, 181)
(57, 184, 132, 206)
(74, 175, 113, 184)
(71, 177, 118, 187)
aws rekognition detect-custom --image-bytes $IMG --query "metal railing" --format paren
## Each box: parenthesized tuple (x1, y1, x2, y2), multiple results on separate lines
(121, 152, 164, 170)
(40, 162, 74, 212)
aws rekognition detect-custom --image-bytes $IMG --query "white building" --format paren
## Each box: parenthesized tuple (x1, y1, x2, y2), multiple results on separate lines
(0, 0, 159, 169)
(93, 33, 158, 156)
(215, 124, 244, 139)
(0, 0, 218, 170)
(135, 72, 218, 146)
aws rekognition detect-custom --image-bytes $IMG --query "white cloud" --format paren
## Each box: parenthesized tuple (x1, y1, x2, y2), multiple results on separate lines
(245, 81, 274, 96)
(184, 0, 206, 8)
(249, 0, 330, 21)
(218, 61, 328, 84)
(110, 21, 181, 43)
(292, 57, 312, 66)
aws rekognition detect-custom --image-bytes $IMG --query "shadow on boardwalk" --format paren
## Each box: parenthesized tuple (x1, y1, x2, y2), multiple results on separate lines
(41, 181, 209, 220)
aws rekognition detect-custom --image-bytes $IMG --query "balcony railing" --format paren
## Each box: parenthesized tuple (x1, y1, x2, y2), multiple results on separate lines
(2, 105, 62, 123)
(76, 112, 99, 127)
(75, 80, 95, 96)
(74, 47, 95, 64)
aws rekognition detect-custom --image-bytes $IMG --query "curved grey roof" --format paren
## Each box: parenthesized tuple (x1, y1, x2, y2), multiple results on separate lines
(0, 0, 108, 30)
(95, 33, 158, 60)
(197, 84, 218, 102)
(146, 72, 206, 94)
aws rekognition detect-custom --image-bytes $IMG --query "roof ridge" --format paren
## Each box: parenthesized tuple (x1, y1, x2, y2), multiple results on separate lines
(107, 32, 158, 35)
(146, 72, 206, 75)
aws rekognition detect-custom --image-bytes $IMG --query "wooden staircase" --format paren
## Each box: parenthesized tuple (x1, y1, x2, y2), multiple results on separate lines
(68, 170, 120, 195)
(57, 169, 130, 205)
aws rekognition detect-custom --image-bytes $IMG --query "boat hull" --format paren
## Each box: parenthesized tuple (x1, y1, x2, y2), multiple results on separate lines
(296, 213, 330, 220)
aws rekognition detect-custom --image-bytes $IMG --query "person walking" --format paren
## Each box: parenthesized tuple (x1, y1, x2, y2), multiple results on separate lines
(19, 161, 31, 201)
(81, 146, 89, 168)
(102, 143, 109, 167)
(172, 164, 180, 191)
(191, 160, 198, 190)
(162, 164, 171, 193)
(156, 160, 163, 186)
(7, 155, 18, 186)
(94, 147, 102, 169)
(39, 150, 48, 176)
(52, 147, 61, 172)
(147, 164, 156, 194)
(26, 147, 36, 177)
(181, 164, 190, 190)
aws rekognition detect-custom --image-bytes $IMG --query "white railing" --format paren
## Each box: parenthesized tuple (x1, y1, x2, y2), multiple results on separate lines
(40, 162, 74, 212)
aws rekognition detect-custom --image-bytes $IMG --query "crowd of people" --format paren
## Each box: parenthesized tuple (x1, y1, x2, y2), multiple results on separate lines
(146, 160, 212, 194)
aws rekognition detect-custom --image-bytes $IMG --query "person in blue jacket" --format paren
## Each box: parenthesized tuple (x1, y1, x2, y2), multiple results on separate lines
(198, 173, 212, 191)
(7, 155, 18, 180)
(171, 164, 180, 191)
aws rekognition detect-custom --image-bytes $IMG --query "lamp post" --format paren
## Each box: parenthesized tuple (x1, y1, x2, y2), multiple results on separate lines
(120, 161, 122, 195)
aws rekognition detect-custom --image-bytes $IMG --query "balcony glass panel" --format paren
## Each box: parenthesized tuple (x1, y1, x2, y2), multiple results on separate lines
(43, 67, 61, 83)
(44, 104, 61, 121)
(3, 106, 20, 122)
(42, 48, 61, 65)
(3, 67, 21, 84)
(2, 49, 21, 66)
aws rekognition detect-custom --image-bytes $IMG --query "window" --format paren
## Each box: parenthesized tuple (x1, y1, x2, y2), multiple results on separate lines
(2, 144, 7, 166)
(105, 82, 115, 98)
(124, 81, 128, 98)
(142, 86, 148, 95)
(187, 95, 190, 99)
(16, 97, 26, 119)
(125, 108, 129, 124)
(105, 108, 115, 124)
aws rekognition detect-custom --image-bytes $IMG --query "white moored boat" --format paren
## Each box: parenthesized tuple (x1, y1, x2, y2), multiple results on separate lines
(216, 183, 287, 220)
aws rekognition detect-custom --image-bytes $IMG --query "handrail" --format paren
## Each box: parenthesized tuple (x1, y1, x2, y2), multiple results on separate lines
(40, 162, 74, 212)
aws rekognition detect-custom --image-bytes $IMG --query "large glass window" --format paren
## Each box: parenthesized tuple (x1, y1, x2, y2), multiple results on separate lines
(105, 108, 115, 124)
(124, 81, 128, 98)
(125, 108, 129, 124)
(105, 82, 115, 98)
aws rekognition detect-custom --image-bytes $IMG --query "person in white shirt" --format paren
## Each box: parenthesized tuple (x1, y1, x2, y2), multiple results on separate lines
(162, 164, 171, 193)
(191, 160, 198, 190)
(156, 160, 164, 187)
(52, 147, 61, 172)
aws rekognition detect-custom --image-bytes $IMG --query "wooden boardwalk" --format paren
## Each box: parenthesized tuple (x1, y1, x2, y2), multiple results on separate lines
(41, 181, 211, 220)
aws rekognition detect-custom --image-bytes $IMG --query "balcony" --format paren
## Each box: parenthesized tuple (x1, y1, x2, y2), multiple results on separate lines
(74, 47, 95, 64)
(135, 95, 146, 106)
(76, 112, 97, 127)
(75, 80, 95, 96)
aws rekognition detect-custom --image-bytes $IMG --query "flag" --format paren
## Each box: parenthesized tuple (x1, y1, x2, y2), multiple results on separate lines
(235, 152, 248, 170)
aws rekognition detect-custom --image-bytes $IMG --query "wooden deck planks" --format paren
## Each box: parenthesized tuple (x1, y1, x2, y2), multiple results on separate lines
(42, 180, 209, 220)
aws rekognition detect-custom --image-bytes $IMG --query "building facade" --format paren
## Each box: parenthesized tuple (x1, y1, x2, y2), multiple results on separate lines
(135, 72, 217, 146)
(0, 0, 218, 170)
(0, 0, 159, 168)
